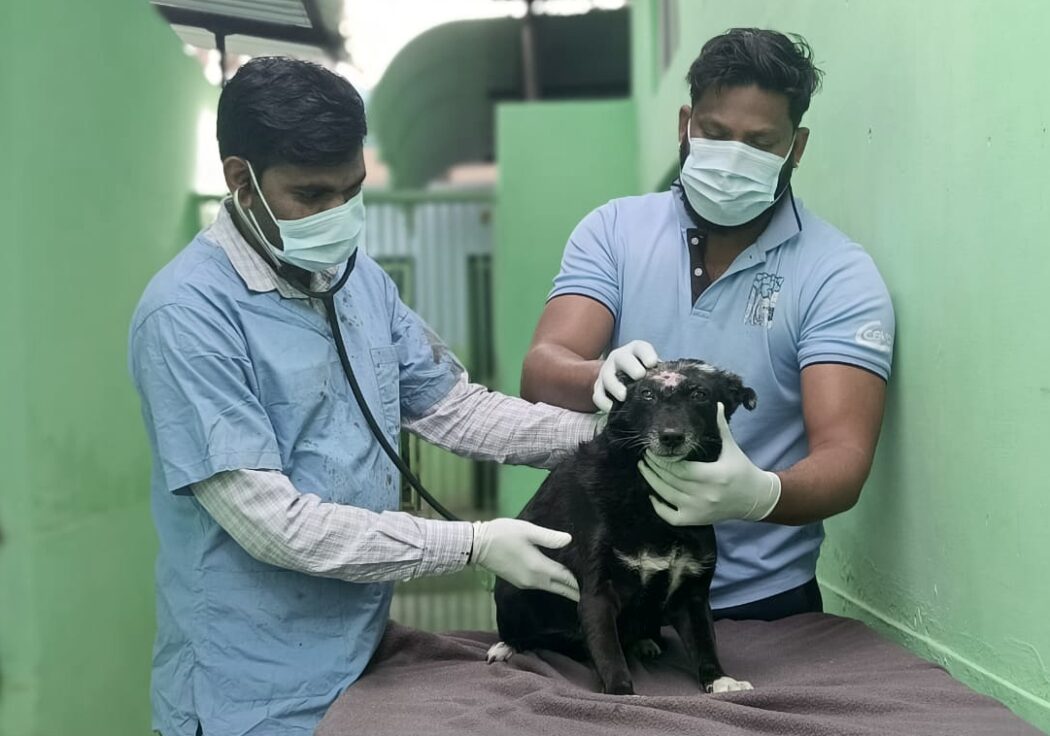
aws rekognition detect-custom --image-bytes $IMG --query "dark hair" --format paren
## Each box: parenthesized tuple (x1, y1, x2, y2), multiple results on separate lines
(687, 29, 823, 127)
(217, 56, 367, 171)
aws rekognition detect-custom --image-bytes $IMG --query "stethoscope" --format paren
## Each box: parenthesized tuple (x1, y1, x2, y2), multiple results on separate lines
(269, 248, 461, 523)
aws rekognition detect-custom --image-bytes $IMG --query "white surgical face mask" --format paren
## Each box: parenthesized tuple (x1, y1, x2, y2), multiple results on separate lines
(232, 160, 365, 272)
(679, 122, 795, 227)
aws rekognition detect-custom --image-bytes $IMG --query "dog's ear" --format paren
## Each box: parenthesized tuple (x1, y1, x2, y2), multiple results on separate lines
(718, 372, 757, 419)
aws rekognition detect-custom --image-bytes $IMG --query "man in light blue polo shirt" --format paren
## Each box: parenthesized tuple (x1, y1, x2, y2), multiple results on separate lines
(522, 28, 894, 620)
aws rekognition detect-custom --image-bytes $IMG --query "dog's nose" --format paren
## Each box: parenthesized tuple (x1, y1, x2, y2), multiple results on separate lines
(658, 429, 685, 448)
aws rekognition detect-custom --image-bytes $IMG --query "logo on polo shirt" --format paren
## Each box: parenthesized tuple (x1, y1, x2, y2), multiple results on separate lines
(855, 321, 893, 353)
(744, 272, 784, 328)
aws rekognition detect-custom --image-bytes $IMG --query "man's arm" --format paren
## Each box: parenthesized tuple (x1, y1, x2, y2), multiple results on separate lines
(194, 469, 582, 599)
(402, 371, 601, 470)
(766, 363, 886, 525)
(520, 295, 615, 411)
(193, 469, 473, 582)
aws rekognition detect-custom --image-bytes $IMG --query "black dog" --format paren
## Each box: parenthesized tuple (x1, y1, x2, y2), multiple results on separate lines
(488, 360, 757, 695)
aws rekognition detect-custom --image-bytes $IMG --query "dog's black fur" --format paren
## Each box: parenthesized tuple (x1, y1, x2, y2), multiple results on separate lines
(491, 359, 757, 695)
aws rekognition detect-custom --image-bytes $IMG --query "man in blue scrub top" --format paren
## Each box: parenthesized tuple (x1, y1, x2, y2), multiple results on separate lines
(522, 29, 895, 621)
(130, 58, 598, 736)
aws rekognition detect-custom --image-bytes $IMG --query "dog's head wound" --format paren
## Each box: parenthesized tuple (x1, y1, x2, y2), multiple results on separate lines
(606, 360, 757, 461)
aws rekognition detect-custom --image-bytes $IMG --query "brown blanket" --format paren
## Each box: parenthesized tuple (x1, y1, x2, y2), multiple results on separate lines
(318, 613, 1038, 735)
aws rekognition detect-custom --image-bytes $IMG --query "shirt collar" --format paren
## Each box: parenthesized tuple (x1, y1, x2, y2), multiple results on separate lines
(204, 200, 338, 299)
(754, 189, 804, 254)
(670, 180, 803, 254)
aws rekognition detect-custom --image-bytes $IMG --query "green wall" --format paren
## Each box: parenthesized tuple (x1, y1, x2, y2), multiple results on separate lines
(627, 0, 1050, 728)
(0, 2, 214, 734)
(493, 100, 637, 516)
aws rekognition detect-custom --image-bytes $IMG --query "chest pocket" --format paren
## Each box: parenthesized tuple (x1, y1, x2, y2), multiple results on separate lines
(369, 345, 401, 440)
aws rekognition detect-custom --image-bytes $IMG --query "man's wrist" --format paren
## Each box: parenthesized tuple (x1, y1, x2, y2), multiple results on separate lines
(749, 470, 782, 521)
(418, 518, 475, 577)
(558, 409, 604, 444)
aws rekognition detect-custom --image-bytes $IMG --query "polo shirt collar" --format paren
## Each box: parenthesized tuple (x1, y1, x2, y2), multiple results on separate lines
(754, 189, 804, 254)
(670, 180, 803, 255)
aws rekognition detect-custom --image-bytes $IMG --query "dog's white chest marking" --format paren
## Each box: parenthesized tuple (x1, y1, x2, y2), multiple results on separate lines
(614, 547, 711, 596)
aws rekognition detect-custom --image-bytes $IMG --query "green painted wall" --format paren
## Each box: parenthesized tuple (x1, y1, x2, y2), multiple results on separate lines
(493, 100, 637, 516)
(627, 0, 1050, 729)
(0, 2, 214, 734)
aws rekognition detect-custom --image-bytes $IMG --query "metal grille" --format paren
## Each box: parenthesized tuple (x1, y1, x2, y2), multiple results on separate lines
(368, 190, 499, 632)
(388, 568, 497, 634)
(365, 190, 497, 518)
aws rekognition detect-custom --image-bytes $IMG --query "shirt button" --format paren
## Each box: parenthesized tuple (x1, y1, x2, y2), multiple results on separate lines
(690, 237, 700, 246)
(694, 267, 703, 277)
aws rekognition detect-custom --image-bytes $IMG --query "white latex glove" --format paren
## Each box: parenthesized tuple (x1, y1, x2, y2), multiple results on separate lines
(471, 519, 580, 602)
(638, 403, 781, 525)
(593, 340, 660, 412)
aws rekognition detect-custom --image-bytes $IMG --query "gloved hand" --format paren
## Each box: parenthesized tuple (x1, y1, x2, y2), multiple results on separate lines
(593, 340, 660, 412)
(470, 519, 580, 602)
(638, 403, 781, 525)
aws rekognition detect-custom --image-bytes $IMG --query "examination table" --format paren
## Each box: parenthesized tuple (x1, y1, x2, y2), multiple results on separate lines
(319, 613, 1039, 735)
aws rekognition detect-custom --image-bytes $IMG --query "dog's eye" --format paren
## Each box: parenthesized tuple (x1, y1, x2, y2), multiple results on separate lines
(639, 388, 655, 401)
(690, 387, 709, 401)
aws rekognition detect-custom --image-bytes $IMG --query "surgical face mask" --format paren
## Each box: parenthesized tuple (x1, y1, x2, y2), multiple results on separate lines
(232, 161, 365, 272)
(679, 122, 795, 227)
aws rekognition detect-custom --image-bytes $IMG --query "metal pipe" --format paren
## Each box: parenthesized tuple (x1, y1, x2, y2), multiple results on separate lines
(521, 0, 539, 100)
(215, 32, 228, 86)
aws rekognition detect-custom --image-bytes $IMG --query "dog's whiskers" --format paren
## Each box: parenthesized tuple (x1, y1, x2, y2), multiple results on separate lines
(609, 431, 646, 449)
(688, 435, 719, 458)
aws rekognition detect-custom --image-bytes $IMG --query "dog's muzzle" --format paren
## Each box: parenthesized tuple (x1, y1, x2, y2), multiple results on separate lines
(649, 428, 695, 459)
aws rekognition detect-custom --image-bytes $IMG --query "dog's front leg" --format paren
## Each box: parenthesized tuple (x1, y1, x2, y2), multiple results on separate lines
(579, 580, 633, 695)
(668, 583, 730, 693)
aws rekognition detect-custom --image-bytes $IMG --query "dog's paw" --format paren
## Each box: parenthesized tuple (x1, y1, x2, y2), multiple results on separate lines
(602, 679, 635, 696)
(486, 641, 516, 664)
(707, 676, 753, 693)
(629, 638, 663, 660)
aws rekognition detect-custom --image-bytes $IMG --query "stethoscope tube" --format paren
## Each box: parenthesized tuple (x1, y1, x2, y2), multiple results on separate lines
(321, 292, 461, 522)
(282, 252, 461, 522)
